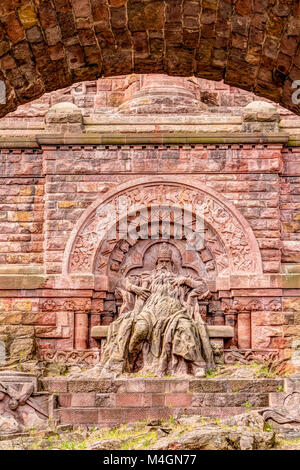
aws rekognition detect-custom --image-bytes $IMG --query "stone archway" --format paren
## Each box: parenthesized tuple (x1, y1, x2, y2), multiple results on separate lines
(0, 0, 299, 117)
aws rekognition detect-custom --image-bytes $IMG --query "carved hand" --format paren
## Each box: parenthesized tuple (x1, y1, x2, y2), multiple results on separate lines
(170, 276, 187, 287)
(131, 285, 151, 301)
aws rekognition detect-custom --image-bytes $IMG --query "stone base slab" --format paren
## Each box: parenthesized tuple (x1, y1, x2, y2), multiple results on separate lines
(42, 377, 284, 426)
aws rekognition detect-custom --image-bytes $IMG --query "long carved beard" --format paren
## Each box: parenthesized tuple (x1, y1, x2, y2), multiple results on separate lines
(148, 269, 177, 301)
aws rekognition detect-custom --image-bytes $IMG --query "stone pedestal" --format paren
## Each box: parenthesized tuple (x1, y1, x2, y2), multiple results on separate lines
(43, 377, 284, 427)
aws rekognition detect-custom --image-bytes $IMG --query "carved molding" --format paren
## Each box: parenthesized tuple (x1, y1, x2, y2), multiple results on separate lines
(40, 350, 100, 365)
(222, 297, 282, 313)
(224, 349, 280, 364)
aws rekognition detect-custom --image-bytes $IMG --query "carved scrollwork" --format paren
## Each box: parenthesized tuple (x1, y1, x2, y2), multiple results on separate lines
(232, 297, 282, 313)
(224, 349, 280, 365)
(41, 350, 100, 365)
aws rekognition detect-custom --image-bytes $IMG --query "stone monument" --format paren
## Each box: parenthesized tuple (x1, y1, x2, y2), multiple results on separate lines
(87, 243, 215, 378)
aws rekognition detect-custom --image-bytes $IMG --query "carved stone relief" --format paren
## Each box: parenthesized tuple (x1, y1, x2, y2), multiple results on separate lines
(0, 372, 50, 434)
(65, 180, 262, 277)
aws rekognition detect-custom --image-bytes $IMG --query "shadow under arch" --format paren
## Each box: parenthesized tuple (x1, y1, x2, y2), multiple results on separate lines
(0, 0, 299, 117)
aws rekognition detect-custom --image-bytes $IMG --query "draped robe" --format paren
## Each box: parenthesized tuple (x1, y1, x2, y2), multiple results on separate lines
(100, 269, 215, 377)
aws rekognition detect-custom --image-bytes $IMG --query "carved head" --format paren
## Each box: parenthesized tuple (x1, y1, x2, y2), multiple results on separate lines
(156, 243, 173, 272)
(9, 398, 19, 411)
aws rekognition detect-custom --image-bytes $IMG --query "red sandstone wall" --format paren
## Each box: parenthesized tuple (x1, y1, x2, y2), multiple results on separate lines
(0, 142, 295, 364)
(4, 75, 295, 121)
(43, 144, 282, 275)
(0, 149, 44, 266)
(281, 148, 300, 266)
(0, 77, 299, 372)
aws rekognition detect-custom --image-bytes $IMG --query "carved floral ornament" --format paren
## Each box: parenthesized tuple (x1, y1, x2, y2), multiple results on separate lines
(222, 298, 282, 313)
(63, 179, 263, 278)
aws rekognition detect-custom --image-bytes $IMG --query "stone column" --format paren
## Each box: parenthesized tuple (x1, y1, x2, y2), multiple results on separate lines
(237, 310, 251, 349)
(74, 312, 89, 350)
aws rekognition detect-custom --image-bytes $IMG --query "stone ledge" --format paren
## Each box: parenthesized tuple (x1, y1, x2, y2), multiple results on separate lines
(58, 405, 250, 425)
(0, 265, 44, 275)
(0, 275, 46, 289)
(56, 391, 269, 408)
(36, 132, 289, 146)
(0, 137, 39, 148)
(287, 137, 300, 146)
(0, 273, 299, 290)
(91, 325, 234, 340)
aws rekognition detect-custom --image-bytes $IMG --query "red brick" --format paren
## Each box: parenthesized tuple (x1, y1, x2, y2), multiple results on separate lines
(70, 393, 96, 407)
(165, 393, 192, 407)
(116, 393, 145, 407)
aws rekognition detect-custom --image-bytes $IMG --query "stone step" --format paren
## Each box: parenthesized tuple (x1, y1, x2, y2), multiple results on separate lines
(57, 391, 270, 408)
(42, 377, 284, 395)
(57, 406, 255, 426)
(44, 377, 285, 427)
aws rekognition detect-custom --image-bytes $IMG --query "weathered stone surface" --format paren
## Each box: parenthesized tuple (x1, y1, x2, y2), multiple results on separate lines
(242, 101, 280, 132)
(91, 324, 234, 339)
(151, 425, 276, 450)
(89, 439, 123, 450)
(0, 414, 20, 434)
(191, 392, 269, 407)
(0, 371, 50, 434)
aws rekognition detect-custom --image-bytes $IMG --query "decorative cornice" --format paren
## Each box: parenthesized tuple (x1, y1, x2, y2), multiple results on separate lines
(37, 132, 289, 146)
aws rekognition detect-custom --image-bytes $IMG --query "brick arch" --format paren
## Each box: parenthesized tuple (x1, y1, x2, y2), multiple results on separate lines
(63, 176, 263, 277)
(0, 0, 299, 117)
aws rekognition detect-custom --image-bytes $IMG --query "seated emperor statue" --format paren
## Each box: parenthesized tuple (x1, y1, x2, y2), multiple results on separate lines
(99, 243, 215, 378)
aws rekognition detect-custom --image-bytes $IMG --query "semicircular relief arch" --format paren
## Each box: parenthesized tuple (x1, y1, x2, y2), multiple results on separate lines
(63, 177, 263, 280)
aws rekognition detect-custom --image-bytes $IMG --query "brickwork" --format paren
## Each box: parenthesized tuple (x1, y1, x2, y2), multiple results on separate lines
(0, 140, 297, 366)
(0, 149, 44, 267)
(43, 143, 282, 275)
(4, 75, 299, 123)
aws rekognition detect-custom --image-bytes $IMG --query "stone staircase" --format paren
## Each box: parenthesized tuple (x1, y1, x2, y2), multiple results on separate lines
(42, 377, 285, 427)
